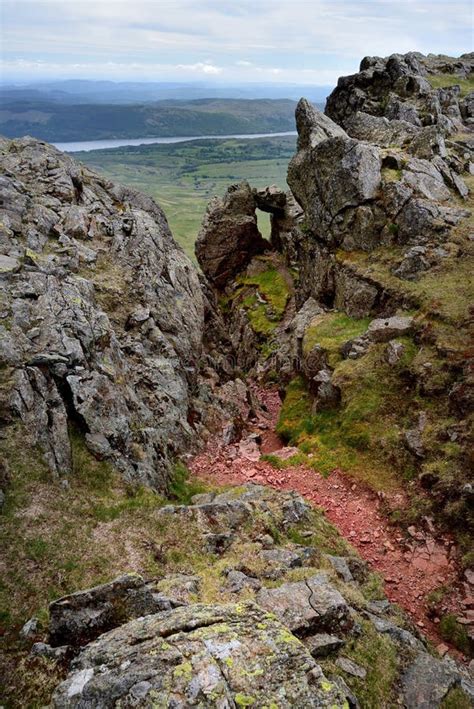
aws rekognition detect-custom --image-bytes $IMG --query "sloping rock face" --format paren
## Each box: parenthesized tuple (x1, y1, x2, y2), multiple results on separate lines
(0, 137, 208, 489)
(52, 602, 347, 708)
(46, 485, 474, 708)
(288, 96, 468, 262)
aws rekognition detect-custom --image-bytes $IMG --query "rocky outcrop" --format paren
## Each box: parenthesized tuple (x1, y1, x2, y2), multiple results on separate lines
(326, 52, 473, 135)
(195, 182, 268, 288)
(48, 573, 196, 647)
(0, 137, 217, 490)
(288, 99, 468, 256)
(52, 602, 348, 708)
(44, 484, 473, 708)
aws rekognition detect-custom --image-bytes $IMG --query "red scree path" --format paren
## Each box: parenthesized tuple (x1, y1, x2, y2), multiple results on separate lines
(189, 386, 472, 657)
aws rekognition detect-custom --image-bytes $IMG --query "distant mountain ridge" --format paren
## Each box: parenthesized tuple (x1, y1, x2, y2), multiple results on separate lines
(0, 97, 301, 142)
(0, 79, 332, 103)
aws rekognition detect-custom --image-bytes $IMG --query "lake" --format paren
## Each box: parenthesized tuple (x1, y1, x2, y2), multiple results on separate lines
(54, 131, 297, 153)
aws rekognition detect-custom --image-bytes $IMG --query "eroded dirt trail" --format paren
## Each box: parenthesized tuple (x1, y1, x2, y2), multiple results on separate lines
(190, 387, 471, 655)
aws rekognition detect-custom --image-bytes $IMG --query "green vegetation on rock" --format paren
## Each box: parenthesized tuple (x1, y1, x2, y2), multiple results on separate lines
(237, 261, 291, 336)
(426, 73, 474, 97)
(303, 312, 371, 367)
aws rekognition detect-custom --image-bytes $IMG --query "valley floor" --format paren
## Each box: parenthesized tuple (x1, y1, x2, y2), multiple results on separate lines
(190, 386, 472, 659)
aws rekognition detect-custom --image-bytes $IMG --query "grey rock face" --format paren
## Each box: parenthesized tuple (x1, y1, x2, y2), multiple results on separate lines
(326, 52, 474, 135)
(195, 181, 268, 288)
(48, 573, 186, 647)
(256, 573, 353, 636)
(51, 602, 348, 708)
(284, 72, 470, 313)
(367, 315, 414, 342)
(288, 122, 383, 250)
(225, 569, 262, 593)
(0, 137, 207, 490)
(295, 98, 347, 149)
(401, 652, 474, 709)
(336, 656, 367, 679)
(365, 612, 424, 652)
(304, 633, 345, 658)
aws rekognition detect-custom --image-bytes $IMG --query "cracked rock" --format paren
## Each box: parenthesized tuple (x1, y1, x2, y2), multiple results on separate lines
(256, 573, 353, 636)
(52, 602, 348, 708)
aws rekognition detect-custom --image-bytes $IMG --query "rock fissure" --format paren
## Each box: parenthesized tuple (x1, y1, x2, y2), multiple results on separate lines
(1, 49, 473, 708)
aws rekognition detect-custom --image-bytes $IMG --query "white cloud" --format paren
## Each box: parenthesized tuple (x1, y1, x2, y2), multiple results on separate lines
(1, 1, 471, 84)
(175, 62, 223, 75)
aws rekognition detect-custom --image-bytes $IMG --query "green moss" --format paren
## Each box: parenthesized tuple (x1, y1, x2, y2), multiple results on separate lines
(439, 614, 472, 654)
(234, 261, 291, 336)
(303, 312, 371, 367)
(427, 73, 474, 97)
(285, 512, 349, 556)
(322, 618, 399, 708)
(173, 661, 193, 679)
(276, 357, 407, 490)
(235, 694, 256, 707)
(276, 376, 313, 443)
(168, 461, 209, 505)
(70, 427, 114, 493)
(240, 266, 290, 317)
(440, 686, 473, 709)
(382, 168, 402, 183)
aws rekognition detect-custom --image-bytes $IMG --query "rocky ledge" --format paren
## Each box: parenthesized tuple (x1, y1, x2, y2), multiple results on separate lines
(23, 486, 474, 707)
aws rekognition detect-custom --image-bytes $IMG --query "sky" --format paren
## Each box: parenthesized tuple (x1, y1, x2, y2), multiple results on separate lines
(0, 0, 472, 86)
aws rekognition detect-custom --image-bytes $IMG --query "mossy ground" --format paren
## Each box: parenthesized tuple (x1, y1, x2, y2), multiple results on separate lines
(427, 73, 474, 97)
(1, 422, 390, 707)
(321, 618, 400, 708)
(303, 312, 371, 367)
(275, 329, 421, 491)
(233, 256, 292, 337)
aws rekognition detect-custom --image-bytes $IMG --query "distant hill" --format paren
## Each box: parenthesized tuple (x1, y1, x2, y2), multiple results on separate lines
(0, 97, 300, 141)
(0, 79, 332, 104)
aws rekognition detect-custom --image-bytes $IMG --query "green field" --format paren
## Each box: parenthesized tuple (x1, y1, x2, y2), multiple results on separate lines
(75, 135, 297, 260)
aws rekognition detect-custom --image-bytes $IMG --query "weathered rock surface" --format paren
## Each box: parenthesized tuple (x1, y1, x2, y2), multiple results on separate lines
(256, 573, 353, 636)
(48, 573, 190, 647)
(326, 52, 474, 135)
(37, 483, 470, 708)
(195, 181, 268, 288)
(288, 97, 467, 256)
(401, 652, 474, 708)
(0, 137, 211, 490)
(52, 602, 348, 708)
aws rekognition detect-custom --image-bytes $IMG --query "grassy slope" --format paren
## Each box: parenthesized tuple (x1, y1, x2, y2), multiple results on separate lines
(1, 421, 399, 707)
(273, 155, 474, 553)
(427, 73, 474, 98)
(76, 135, 296, 261)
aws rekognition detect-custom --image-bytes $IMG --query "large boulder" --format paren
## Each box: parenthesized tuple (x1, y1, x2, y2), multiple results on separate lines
(0, 137, 207, 490)
(51, 602, 348, 708)
(195, 181, 268, 288)
(401, 652, 474, 708)
(288, 104, 383, 251)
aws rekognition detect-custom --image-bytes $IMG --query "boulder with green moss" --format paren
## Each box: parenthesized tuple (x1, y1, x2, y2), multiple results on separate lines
(52, 602, 349, 708)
